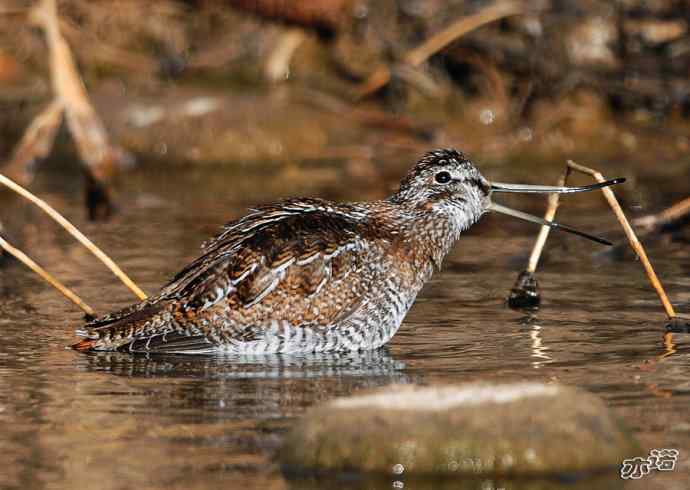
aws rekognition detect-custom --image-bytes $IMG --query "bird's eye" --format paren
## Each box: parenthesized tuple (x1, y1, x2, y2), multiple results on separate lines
(435, 171, 452, 184)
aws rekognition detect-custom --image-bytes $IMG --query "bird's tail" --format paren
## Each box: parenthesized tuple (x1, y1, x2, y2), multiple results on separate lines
(71, 300, 168, 352)
(72, 338, 99, 351)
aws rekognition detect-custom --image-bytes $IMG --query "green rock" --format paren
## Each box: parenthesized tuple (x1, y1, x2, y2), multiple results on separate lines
(280, 382, 638, 478)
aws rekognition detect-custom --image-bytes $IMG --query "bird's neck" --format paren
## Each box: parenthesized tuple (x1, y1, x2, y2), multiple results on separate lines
(372, 201, 471, 272)
(404, 210, 463, 270)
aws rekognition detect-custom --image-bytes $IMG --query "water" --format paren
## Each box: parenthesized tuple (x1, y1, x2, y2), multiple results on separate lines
(0, 163, 688, 490)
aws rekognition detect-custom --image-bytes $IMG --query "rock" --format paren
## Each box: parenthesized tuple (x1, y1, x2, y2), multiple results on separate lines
(280, 382, 638, 478)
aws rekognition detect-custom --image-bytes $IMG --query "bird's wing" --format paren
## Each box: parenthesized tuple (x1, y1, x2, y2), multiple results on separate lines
(76, 199, 386, 353)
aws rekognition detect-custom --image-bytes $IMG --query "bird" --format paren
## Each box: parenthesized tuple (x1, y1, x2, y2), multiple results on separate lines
(72, 149, 623, 355)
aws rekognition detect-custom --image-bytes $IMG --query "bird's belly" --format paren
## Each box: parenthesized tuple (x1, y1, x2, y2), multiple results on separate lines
(214, 276, 423, 355)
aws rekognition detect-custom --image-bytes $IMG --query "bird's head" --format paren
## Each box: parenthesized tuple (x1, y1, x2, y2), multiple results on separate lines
(392, 148, 624, 245)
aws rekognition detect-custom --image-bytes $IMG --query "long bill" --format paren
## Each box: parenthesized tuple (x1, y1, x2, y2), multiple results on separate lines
(491, 178, 625, 194)
(488, 202, 612, 246)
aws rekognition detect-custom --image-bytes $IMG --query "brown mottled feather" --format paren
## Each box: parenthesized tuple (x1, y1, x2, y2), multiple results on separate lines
(74, 149, 487, 354)
(76, 198, 383, 352)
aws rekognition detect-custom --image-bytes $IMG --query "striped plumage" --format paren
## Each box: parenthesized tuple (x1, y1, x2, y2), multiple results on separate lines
(73, 149, 490, 354)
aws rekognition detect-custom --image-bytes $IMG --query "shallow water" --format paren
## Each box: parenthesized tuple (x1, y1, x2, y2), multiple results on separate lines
(0, 162, 689, 490)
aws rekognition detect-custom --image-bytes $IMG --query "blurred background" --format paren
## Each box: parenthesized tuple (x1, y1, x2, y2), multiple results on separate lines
(1, 0, 690, 207)
(1, 2, 690, 490)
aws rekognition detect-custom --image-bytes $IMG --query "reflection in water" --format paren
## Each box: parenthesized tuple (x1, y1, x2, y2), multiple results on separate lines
(76, 348, 409, 380)
(515, 314, 553, 369)
(529, 324, 552, 369)
(69, 348, 413, 422)
(660, 331, 677, 359)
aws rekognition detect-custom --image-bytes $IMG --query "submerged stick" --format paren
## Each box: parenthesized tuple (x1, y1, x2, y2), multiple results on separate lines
(0, 173, 148, 300)
(356, 1, 525, 98)
(0, 235, 95, 317)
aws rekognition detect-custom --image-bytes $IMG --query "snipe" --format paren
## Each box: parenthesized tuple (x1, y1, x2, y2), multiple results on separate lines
(73, 149, 623, 354)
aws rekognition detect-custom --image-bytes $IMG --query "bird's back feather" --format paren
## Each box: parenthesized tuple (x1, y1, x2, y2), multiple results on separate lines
(74, 198, 396, 353)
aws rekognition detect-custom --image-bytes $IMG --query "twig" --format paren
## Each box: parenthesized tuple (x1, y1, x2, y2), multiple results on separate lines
(2, 100, 64, 185)
(566, 160, 676, 320)
(510, 160, 678, 321)
(0, 235, 95, 317)
(633, 196, 690, 231)
(264, 28, 305, 82)
(526, 170, 569, 273)
(405, 1, 524, 67)
(31, 0, 127, 219)
(356, 1, 525, 98)
(508, 169, 570, 308)
(0, 172, 148, 300)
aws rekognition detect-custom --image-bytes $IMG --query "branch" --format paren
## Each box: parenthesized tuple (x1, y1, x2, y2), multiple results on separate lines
(0, 172, 148, 301)
(0, 234, 95, 317)
(356, 1, 526, 98)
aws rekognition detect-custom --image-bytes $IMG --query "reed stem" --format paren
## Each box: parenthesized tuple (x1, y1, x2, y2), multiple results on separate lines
(0, 235, 95, 317)
(565, 161, 675, 318)
(0, 173, 148, 300)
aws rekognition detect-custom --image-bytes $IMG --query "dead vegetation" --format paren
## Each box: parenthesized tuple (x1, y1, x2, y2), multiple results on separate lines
(2, 0, 132, 219)
(508, 160, 688, 332)
(0, 1, 146, 312)
(0, 172, 147, 300)
(355, 1, 526, 98)
(634, 197, 690, 235)
(2, 1, 690, 114)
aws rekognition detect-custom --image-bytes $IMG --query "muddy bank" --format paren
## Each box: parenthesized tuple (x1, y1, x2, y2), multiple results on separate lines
(3, 83, 690, 203)
(2, 0, 690, 114)
(1, 0, 690, 215)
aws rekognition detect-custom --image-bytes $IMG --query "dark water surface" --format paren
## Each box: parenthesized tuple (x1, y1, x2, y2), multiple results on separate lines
(0, 163, 689, 490)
